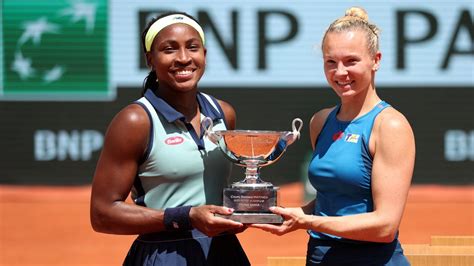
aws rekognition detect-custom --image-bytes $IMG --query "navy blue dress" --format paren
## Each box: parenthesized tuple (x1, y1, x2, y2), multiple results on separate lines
(124, 229, 250, 266)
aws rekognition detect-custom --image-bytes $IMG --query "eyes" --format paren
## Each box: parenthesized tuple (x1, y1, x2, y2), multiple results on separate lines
(325, 58, 359, 66)
(160, 41, 202, 54)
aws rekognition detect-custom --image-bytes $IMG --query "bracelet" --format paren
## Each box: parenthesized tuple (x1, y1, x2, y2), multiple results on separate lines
(163, 205, 193, 231)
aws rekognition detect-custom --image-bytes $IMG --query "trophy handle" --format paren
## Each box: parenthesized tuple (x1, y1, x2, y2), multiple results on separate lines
(202, 117, 219, 144)
(284, 118, 303, 145)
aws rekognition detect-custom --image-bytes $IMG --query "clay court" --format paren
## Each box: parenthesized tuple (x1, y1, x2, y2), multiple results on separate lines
(1, 183, 473, 266)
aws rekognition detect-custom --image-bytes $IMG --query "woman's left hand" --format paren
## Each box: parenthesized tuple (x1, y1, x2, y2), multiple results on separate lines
(249, 206, 308, 235)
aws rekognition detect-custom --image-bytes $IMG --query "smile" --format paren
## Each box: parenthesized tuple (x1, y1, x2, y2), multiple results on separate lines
(175, 70, 193, 76)
(336, 81, 353, 86)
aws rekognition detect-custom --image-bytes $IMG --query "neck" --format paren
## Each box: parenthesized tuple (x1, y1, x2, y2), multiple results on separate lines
(338, 85, 380, 121)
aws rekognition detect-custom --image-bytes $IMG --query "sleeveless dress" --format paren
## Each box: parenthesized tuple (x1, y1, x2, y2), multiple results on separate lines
(306, 101, 410, 266)
(123, 89, 249, 266)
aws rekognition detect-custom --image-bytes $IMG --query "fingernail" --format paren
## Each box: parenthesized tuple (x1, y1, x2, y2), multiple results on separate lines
(227, 208, 234, 212)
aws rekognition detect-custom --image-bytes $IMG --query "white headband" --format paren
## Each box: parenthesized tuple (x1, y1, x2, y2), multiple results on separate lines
(145, 14, 205, 52)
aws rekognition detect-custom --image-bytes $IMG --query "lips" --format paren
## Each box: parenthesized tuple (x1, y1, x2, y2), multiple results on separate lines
(336, 80, 354, 87)
(173, 69, 194, 81)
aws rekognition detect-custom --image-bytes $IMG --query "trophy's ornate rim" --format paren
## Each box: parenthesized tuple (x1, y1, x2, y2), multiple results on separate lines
(214, 130, 290, 135)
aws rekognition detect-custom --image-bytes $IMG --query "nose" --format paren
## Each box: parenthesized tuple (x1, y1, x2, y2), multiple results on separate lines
(335, 62, 347, 76)
(176, 48, 191, 65)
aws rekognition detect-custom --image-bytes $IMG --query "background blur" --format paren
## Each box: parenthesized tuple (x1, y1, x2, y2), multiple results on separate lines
(1, 0, 473, 265)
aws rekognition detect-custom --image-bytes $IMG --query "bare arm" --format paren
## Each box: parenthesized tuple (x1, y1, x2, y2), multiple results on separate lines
(304, 109, 415, 242)
(253, 108, 415, 243)
(90, 104, 243, 236)
(90, 104, 164, 235)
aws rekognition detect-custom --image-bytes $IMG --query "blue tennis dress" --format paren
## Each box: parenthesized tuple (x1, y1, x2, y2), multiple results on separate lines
(307, 101, 410, 265)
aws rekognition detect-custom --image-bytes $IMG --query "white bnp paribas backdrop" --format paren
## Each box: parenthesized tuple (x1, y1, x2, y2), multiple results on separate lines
(111, 0, 473, 88)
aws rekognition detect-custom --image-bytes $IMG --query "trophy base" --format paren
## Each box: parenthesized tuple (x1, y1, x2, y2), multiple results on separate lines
(216, 213, 283, 224)
(220, 186, 281, 224)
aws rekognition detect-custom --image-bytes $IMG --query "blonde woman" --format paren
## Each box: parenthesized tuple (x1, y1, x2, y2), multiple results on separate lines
(252, 7, 415, 265)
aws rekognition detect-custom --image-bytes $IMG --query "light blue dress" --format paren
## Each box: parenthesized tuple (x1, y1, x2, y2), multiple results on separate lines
(307, 101, 410, 265)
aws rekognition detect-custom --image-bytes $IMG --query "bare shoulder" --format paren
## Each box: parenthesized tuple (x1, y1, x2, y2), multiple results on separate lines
(373, 107, 415, 157)
(217, 99, 235, 114)
(104, 103, 150, 155)
(110, 103, 150, 130)
(217, 99, 236, 130)
(375, 107, 413, 135)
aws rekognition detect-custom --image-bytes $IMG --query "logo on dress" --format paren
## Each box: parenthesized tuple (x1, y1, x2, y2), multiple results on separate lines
(165, 136, 184, 145)
(344, 133, 360, 143)
(333, 131, 344, 141)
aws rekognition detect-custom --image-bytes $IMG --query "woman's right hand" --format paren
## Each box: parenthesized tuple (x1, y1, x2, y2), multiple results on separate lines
(249, 206, 308, 236)
(189, 205, 244, 236)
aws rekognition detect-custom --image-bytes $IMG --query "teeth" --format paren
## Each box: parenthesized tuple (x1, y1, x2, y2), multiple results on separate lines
(337, 81, 351, 86)
(176, 70, 192, 75)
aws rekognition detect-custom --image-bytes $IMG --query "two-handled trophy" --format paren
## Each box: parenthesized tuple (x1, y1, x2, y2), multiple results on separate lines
(203, 117, 303, 224)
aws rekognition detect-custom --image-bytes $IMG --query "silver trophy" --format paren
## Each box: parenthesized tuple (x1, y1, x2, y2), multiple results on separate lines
(203, 117, 303, 223)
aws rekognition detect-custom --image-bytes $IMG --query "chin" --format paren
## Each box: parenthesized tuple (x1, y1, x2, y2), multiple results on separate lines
(338, 90, 358, 98)
(174, 83, 198, 92)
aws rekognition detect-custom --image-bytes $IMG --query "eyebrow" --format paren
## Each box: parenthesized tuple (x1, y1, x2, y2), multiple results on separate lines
(158, 37, 202, 45)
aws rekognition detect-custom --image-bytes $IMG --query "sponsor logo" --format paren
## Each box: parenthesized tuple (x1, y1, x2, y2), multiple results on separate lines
(445, 130, 474, 161)
(1, 0, 110, 100)
(34, 129, 103, 161)
(345, 133, 360, 143)
(332, 131, 344, 141)
(165, 136, 184, 145)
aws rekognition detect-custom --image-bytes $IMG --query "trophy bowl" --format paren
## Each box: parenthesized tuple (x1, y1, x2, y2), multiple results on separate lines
(203, 118, 303, 223)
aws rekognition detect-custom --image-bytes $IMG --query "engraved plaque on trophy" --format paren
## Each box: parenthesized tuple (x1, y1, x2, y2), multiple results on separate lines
(203, 118, 303, 224)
